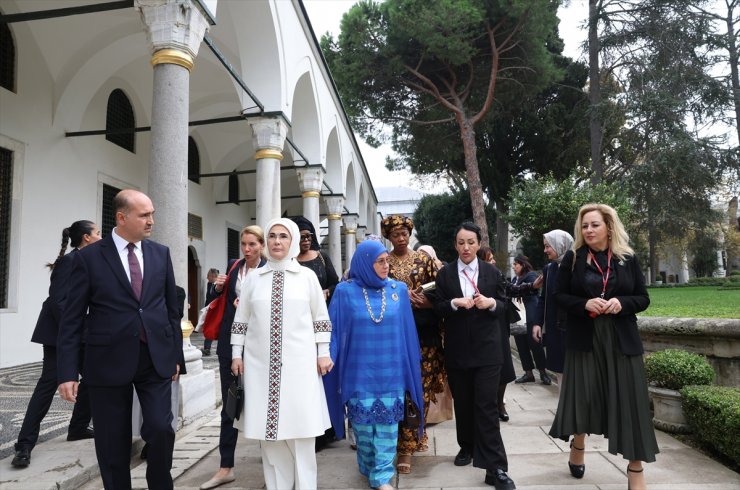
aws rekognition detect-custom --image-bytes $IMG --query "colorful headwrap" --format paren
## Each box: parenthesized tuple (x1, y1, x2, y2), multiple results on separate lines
(380, 215, 414, 238)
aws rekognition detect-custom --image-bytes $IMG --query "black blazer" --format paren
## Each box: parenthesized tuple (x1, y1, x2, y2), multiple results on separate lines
(206, 257, 267, 359)
(554, 247, 650, 356)
(57, 235, 186, 385)
(31, 251, 76, 346)
(434, 260, 506, 369)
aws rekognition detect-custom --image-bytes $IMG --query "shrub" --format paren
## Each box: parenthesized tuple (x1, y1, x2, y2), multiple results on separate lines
(681, 385, 740, 466)
(644, 349, 715, 390)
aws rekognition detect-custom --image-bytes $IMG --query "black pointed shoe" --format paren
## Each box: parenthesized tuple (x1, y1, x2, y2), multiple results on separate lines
(67, 427, 95, 441)
(568, 440, 585, 479)
(454, 447, 472, 466)
(485, 469, 516, 489)
(540, 372, 552, 385)
(11, 448, 31, 468)
(514, 373, 535, 384)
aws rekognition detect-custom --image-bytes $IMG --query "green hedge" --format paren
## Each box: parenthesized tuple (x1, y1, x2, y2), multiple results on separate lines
(689, 276, 740, 286)
(645, 350, 714, 390)
(681, 385, 740, 466)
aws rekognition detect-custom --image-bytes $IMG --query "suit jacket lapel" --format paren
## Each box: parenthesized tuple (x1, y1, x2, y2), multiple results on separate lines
(100, 235, 138, 300)
(447, 261, 464, 298)
(140, 240, 153, 301)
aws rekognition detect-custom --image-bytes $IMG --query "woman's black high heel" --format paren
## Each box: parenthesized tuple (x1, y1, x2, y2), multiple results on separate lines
(627, 465, 644, 490)
(568, 440, 585, 479)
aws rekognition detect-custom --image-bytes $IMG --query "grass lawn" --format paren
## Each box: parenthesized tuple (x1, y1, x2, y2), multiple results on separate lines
(641, 286, 740, 318)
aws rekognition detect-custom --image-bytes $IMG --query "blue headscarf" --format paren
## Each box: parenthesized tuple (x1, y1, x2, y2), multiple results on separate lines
(349, 240, 388, 289)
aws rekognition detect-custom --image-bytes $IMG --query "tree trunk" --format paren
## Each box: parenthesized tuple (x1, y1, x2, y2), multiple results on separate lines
(648, 200, 659, 284)
(495, 198, 510, 276)
(725, 6, 740, 145)
(459, 117, 490, 247)
(588, 0, 604, 185)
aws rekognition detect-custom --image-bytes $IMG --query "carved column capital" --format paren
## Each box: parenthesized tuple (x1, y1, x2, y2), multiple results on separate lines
(324, 196, 344, 220)
(248, 117, 288, 154)
(296, 167, 324, 196)
(343, 214, 359, 233)
(135, 0, 209, 70)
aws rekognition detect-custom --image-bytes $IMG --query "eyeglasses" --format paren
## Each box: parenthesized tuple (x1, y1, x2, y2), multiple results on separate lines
(299, 234, 313, 242)
(374, 258, 390, 266)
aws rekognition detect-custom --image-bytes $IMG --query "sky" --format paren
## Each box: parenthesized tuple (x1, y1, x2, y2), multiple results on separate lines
(303, 0, 589, 192)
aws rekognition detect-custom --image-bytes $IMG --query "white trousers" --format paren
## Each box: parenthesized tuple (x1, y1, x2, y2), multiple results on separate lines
(261, 438, 317, 490)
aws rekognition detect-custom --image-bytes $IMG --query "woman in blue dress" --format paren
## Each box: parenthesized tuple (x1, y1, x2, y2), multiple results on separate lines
(326, 240, 424, 490)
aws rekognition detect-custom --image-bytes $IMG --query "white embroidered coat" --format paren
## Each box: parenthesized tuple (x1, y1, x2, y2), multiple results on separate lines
(231, 259, 332, 440)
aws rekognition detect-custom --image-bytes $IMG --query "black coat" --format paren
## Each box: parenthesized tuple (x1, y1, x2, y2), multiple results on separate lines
(32, 251, 76, 346)
(434, 260, 506, 369)
(554, 247, 650, 356)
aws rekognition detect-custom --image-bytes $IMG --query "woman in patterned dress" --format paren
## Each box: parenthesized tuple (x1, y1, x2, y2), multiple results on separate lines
(381, 215, 445, 474)
(231, 218, 334, 490)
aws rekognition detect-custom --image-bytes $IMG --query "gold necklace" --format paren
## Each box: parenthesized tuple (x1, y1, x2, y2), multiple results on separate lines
(362, 287, 386, 324)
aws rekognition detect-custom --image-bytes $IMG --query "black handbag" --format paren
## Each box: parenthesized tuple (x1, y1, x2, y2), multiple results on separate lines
(225, 374, 243, 421)
(403, 391, 420, 429)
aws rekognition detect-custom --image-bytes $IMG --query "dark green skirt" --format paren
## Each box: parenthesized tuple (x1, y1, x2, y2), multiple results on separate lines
(549, 316, 659, 462)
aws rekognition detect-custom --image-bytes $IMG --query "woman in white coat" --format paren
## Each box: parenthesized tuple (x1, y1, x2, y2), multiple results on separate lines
(231, 218, 334, 490)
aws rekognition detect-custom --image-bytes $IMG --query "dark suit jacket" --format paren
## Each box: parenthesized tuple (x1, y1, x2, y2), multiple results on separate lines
(32, 251, 77, 346)
(206, 257, 267, 359)
(554, 247, 650, 356)
(57, 235, 186, 386)
(434, 260, 506, 369)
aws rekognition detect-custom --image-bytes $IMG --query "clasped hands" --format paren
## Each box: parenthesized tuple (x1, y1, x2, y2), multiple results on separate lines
(452, 293, 496, 310)
(409, 288, 432, 309)
(585, 297, 622, 316)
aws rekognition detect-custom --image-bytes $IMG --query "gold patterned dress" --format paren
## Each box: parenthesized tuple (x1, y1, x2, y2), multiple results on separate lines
(388, 250, 446, 455)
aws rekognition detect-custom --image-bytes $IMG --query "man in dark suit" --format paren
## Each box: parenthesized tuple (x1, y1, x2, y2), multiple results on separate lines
(57, 189, 186, 490)
(434, 222, 515, 490)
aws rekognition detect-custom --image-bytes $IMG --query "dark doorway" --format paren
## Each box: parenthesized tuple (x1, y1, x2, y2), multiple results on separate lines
(187, 246, 199, 325)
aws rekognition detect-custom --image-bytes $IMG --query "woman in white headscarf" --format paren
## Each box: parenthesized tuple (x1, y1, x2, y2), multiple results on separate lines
(531, 229, 574, 377)
(231, 218, 333, 490)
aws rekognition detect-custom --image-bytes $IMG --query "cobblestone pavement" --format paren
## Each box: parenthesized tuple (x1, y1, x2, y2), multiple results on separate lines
(0, 333, 221, 461)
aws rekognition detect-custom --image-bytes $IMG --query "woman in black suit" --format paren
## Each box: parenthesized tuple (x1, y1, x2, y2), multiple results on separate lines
(549, 203, 657, 490)
(11, 220, 100, 468)
(200, 225, 266, 490)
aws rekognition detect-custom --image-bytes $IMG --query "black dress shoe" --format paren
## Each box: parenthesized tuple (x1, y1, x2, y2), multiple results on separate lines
(11, 448, 31, 468)
(67, 427, 94, 441)
(540, 372, 552, 385)
(140, 442, 149, 460)
(514, 373, 535, 384)
(485, 469, 516, 489)
(499, 408, 509, 422)
(454, 448, 472, 466)
(568, 440, 585, 478)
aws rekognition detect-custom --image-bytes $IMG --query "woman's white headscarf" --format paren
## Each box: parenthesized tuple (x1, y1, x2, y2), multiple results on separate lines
(543, 229, 574, 264)
(265, 218, 300, 270)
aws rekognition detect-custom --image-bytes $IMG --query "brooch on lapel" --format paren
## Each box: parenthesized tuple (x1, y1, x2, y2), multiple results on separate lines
(391, 293, 399, 301)
(618, 260, 625, 266)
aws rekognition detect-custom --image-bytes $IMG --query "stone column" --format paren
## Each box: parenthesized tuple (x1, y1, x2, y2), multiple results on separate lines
(296, 167, 324, 231)
(135, 0, 214, 427)
(249, 117, 288, 229)
(357, 225, 367, 243)
(324, 196, 344, 276)
(343, 214, 358, 264)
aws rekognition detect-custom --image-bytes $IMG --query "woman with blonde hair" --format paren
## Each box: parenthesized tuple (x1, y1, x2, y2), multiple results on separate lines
(550, 203, 656, 490)
(200, 225, 266, 490)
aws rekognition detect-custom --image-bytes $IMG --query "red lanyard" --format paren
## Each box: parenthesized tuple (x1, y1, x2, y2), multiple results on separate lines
(462, 268, 480, 296)
(588, 248, 612, 298)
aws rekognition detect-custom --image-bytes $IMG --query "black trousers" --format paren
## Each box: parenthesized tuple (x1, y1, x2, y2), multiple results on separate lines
(217, 354, 238, 468)
(88, 343, 175, 490)
(513, 324, 547, 372)
(15, 345, 91, 451)
(447, 364, 508, 472)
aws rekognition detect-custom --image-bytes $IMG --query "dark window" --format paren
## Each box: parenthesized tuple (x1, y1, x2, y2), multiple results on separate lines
(228, 172, 239, 204)
(101, 183, 122, 238)
(0, 147, 12, 308)
(188, 137, 200, 184)
(188, 213, 203, 239)
(106, 89, 135, 153)
(0, 20, 15, 92)
(227, 228, 240, 263)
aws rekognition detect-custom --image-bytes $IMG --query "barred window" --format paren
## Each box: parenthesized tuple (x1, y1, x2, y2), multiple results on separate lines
(188, 137, 200, 184)
(228, 172, 239, 204)
(101, 183, 122, 238)
(106, 89, 135, 153)
(188, 213, 203, 240)
(0, 147, 12, 308)
(0, 19, 15, 92)
(227, 228, 240, 262)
